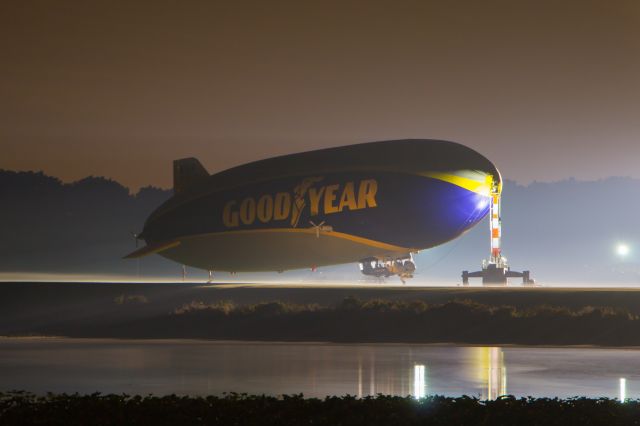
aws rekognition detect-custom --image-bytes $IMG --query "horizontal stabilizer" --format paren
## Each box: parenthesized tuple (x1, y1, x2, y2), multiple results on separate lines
(123, 240, 181, 259)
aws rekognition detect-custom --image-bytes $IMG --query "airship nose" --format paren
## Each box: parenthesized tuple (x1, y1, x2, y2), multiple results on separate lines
(416, 140, 502, 198)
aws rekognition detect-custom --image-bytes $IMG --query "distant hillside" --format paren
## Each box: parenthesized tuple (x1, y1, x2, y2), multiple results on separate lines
(0, 170, 176, 276)
(1, 170, 639, 283)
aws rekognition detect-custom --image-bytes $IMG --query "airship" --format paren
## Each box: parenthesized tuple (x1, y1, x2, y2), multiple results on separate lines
(125, 139, 501, 282)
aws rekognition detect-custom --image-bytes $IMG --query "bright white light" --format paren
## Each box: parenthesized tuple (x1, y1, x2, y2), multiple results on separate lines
(620, 377, 626, 402)
(476, 197, 490, 210)
(617, 244, 630, 257)
(477, 184, 491, 197)
(413, 364, 426, 399)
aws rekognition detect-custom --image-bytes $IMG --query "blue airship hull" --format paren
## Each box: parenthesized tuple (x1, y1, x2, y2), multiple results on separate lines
(131, 139, 499, 272)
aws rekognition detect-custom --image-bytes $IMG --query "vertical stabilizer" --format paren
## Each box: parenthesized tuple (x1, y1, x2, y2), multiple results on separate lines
(173, 158, 209, 194)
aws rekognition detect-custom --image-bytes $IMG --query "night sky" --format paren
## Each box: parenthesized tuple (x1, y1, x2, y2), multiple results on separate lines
(2, 1, 638, 190)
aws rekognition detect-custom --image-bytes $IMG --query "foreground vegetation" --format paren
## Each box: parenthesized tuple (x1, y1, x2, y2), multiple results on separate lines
(92, 297, 640, 346)
(1, 392, 639, 426)
(13, 295, 640, 346)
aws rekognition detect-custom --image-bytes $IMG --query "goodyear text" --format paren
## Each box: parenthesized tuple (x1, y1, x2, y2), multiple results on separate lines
(222, 179, 378, 228)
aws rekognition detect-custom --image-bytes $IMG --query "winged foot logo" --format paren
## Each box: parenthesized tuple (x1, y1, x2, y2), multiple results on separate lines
(222, 177, 378, 228)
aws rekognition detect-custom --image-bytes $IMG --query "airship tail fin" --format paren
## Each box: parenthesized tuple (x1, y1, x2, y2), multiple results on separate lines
(173, 158, 209, 194)
(123, 240, 181, 259)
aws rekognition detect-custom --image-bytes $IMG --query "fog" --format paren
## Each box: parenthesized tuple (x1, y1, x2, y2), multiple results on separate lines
(1, 170, 639, 285)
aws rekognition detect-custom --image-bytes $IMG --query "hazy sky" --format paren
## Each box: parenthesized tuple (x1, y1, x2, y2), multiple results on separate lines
(2, 0, 639, 190)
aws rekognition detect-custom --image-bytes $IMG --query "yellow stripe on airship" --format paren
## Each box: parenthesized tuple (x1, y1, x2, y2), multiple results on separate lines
(420, 171, 498, 197)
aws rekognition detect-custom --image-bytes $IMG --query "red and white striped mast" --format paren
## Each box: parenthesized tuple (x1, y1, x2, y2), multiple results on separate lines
(489, 180, 505, 267)
(462, 173, 534, 285)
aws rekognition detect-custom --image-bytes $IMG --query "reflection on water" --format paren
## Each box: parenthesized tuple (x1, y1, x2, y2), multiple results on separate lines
(0, 338, 637, 399)
(413, 364, 426, 398)
(472, 347, 507, 400)
(409, 348, 505, 399)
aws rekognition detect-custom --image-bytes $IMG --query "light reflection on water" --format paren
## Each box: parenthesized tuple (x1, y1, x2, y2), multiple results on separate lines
(0, 338, 636, 399)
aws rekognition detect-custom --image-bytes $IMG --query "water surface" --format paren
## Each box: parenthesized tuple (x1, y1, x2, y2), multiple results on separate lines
(0, 338, 636, 399)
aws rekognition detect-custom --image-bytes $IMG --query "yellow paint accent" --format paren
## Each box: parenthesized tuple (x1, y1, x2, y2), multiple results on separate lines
(134, 228, 414, 258)
(338, 181, 358, 211)
(291, 176, 323, 227)
(323, 184, 340, 213)
(223, 200, 239, 227)
(357, 179, 378, 209)
(274, 192, 291, 220)
(123, 240, 181, 259)
(256, 195, 274, 223)
(239, 198, 256, 225)
(308, 186, 325, 216)
(421, 171, 497, 196)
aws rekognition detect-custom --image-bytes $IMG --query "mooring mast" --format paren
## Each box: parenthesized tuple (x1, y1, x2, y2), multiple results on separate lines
(462, 178, 534, 285)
